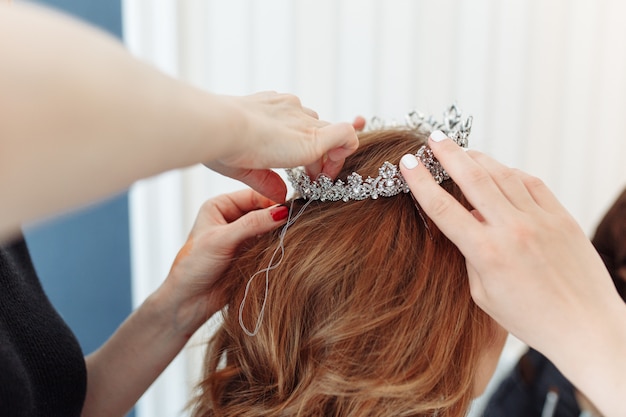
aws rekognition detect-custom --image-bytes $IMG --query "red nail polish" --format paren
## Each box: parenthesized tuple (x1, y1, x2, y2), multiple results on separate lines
(270, 206, 289, 221)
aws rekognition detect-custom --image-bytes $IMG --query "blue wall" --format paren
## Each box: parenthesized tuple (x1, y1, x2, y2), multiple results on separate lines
(24, 194, 131, 356)
(22, 1, 134, 415)
(34, 0, 123, 36)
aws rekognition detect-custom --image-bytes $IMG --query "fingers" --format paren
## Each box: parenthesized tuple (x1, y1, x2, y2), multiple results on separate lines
(206, 190, 288, 246)
(516, 170, 566, 213)
(232, 168, 287, 203)
(208, 189, 276, 224)
(304, 157, 324, 180)
(304, 122, 359, 179)
(468, 152, 539, 213)
(302, 106, 319, 119)
(429, 133, 564, 215)
(320, 156, 344, 179)
(319, 123, 358, 178)
(303, 152, 344, 181)
(317, 123, 359, 163)
(424, 134, 512, 223)
(226, 204, 288, 245)
(220, 92, 358, 177)
(399, 153, 482, 251)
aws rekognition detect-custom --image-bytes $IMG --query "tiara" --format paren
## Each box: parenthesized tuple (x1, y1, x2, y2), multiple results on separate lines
(285, 104, 472, 202)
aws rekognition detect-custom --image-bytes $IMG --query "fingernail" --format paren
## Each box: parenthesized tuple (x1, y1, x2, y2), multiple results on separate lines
(270, 206, 289, 221)
(430, 130, 448, 142)
(400, 154, 419, 170)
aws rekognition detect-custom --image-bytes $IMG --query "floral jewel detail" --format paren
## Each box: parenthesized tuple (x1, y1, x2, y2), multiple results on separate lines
(286, 105, 472, 202)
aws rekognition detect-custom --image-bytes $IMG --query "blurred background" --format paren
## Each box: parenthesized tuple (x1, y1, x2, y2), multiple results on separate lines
(125, 1, 626, 415)
(24, 0, 626, 416)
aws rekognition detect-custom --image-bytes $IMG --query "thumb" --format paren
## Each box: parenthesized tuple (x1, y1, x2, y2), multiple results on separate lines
(236, 169, 287, 203)
(321, 155, 345, 179)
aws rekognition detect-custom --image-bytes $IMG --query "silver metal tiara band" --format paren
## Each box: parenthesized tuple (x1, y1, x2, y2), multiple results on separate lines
(286, 105, 472, 202)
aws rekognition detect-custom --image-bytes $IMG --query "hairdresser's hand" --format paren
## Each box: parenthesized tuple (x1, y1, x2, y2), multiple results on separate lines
(83, 190, 288, 417)
(158, 189, 289, 332)
(399, 133, 626, 417)
(206, 92, 358, 201)
(398, 131, 618, 347)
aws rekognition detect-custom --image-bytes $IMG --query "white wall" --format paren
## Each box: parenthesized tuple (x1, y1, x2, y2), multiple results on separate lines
(123, 1, 626, 416)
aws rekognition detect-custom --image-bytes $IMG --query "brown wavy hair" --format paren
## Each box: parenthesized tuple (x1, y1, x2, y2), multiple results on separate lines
(192, 129, 498, 417)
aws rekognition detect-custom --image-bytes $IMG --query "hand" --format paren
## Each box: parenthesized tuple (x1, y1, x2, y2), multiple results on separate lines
(399, 133, 626, 416)
(398, 133, 620, 354)
(298, 115, 368, 182)
(158, 189, 289, 332)
(208, 92, 358, 200)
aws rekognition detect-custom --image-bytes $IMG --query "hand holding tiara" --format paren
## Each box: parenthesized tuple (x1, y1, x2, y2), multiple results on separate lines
(286, 104, 472, 202)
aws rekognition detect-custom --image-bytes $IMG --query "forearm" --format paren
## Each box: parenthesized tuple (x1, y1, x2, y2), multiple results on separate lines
(82, 283, 213, 417)
(0, 3, 239, 238)
(547, 297, 626, 417)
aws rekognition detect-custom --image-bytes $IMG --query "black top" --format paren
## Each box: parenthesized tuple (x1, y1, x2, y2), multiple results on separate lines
(0, 236, 86, 417)
(482, 348, 581, 417)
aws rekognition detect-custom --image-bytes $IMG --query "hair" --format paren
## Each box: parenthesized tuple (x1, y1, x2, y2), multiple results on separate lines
(192, 129, 498, 417)
(592, 187, 626, 302)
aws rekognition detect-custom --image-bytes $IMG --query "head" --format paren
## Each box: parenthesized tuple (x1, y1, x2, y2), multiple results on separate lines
(193, 129, 507, 417)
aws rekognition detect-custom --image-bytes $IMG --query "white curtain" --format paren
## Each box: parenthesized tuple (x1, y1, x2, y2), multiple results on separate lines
(123, 1, 626, 416)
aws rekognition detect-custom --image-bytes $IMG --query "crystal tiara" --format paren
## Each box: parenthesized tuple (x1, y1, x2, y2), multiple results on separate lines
(285, 104, 472, 202)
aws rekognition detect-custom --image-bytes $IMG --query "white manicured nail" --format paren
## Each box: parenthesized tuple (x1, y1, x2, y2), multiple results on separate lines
(430, 130, 448, 142)
(401, 154, 419, 170)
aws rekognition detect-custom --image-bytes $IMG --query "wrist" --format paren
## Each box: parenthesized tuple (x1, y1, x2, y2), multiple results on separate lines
(148, 278, 217, 340)
(181, 91, 246, 164)
(548, 297, 626, 416)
